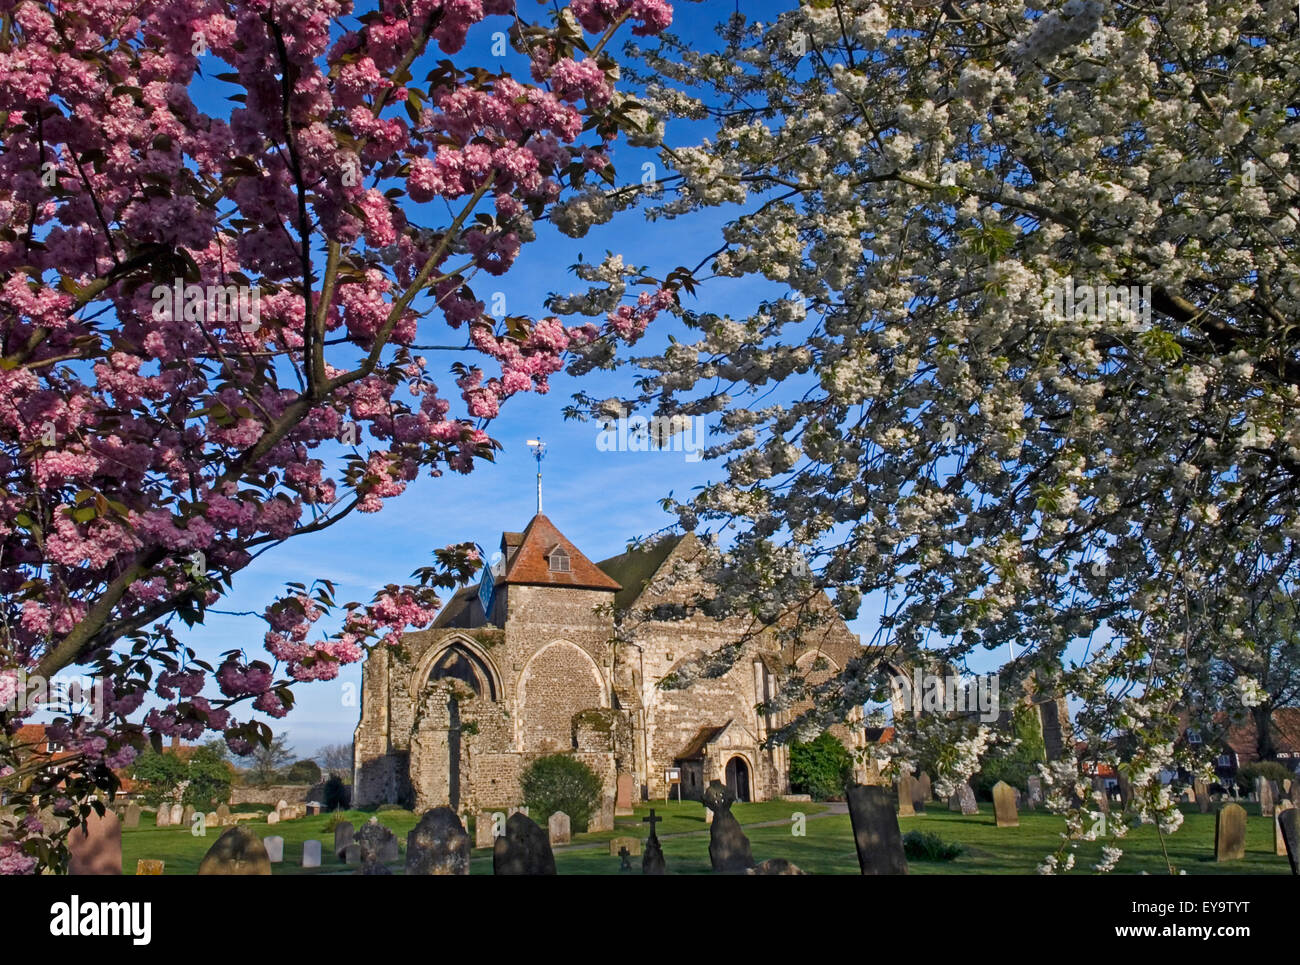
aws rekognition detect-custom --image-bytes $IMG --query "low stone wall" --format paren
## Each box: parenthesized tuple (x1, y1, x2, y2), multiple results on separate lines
(228, 783, 318, 806)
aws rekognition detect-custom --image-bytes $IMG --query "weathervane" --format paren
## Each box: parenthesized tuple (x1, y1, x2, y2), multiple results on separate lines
(526, 438, 546, 515)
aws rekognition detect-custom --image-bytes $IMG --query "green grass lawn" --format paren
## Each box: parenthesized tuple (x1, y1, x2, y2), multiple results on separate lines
(120, 799, 1295, 875)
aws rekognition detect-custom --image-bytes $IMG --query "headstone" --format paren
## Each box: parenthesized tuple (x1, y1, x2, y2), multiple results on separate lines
(1027, 776, 1044, 808)
(747, 858, 807, 875)
(333, 820, 355, 860)
(276, 799, 289, 813)
(1092, 777, 1110, 814)
(406, 807, 471, 875)
(589, 794, 615, 832)
(547, 811, 570, 846)
(154, 805, 170, 828)
(475, 811, 500, 849)
(1214, 803, 1247, 861)
(343, 843, 361, 865)
(1291, 777, 1300, 807)
(68, 809, 122, 875)
(992, 781, 1019, 828)
(1279, 807, 1299, 875)
(215, 803, 231, 826)
(618, 846, 632, 871)
(302, 840, 322, 868)
(1276, 801, 1296, 858)
(703, 781, 753, 873)
(615, 773, 636, 815)
(124, 804, 141, 829)
(197, 826, 272, 875)
(609, 835, 641, 856)
(204, 812, 218, 830)
(265, 810, 279, 825)
(1195, 778, 1210, 814)
(642, 808, 666, 875)
(896, 774, 916, 818)
(356, 817, 398, 865)
(263, 835, 284, 863)
(916, 772, 932, 807)
(135, 859, 164, 875)
(493, 812, 555, 875)
(1258, 778, 1275, 818)
(181, 805, 195, 828)
(948, 783, 978, 815)
(846, 784, 908, 875)
(168, 803, 183, 826)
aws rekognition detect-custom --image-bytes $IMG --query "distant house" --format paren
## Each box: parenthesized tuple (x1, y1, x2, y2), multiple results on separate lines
(1173, 708, 1300, 786)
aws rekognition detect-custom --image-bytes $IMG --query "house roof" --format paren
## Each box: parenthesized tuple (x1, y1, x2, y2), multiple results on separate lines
(497, 514, 621, 592)
(1223, 707, 1300, 760)
(596, 533, 685, 612)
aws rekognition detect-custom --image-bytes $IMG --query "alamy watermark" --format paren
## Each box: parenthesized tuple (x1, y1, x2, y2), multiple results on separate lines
(1042, 277, 1152, 325)
(151, 281, 261, 332)
(0, 670, 107, 719)
(895, 670, 1000, 723)
(595, 407, 704, 462)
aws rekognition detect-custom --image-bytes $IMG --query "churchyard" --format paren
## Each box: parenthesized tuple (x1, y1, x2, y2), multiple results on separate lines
(117, 797, 1295, 876)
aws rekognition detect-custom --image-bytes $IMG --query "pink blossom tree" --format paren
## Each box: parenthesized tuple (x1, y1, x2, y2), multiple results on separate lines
(0, 0, 674, 872)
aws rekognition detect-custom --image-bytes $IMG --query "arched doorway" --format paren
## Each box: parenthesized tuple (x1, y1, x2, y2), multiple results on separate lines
(725, 756, 751, 802)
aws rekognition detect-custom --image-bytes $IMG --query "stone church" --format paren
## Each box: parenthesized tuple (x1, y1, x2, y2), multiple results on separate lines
(352, 513, 867, 814)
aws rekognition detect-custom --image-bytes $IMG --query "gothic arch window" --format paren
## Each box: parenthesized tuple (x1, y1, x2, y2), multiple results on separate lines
(427, 641, 498, 701)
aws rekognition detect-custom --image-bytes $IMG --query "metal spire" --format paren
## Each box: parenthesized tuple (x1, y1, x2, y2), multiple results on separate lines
(526, 438, 546, 515)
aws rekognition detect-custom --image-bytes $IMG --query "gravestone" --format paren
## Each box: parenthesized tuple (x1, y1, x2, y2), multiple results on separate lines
(1092, 777, 1110, 814)
(406, 807, 471, 875)
(615, 773, 636, 815)
(609, 835, 641, 856)
(302, 840, 322, 869)
(276, 799, 288, 814)
(135, 859, 164, 875)
(618, 847, 632, 871)
(204, 812, 218, 831)
(124, 804, 141, 830)
(343, 843, 361, 865)
(356, 817, 398, 865)
(475, 811, 500, 849)
(896, 774, 916, 818)
(333, 820, 355, 860)
(589, 794, 615, 832)
(493, 812, 556, 875)
(68, 809, 122, 875)
(1027, 776, 1044, 809)
(197, 826, 272, 875)
(265, 810, 279, 826)
(1258, 778, 1276, 818)
(948, 789, 963, 812)
(1279, 808, 1299, 875)
(703, 781, 753, 873)
(916, 772, 932, 807)
(1291, 778, 1300, 807)
(1214, 803, 1247, 861)
(846, 784, 908, 875)
(181, 805, 195, 828)
(1194, 779, 1210, 814)
(155, 804, 170, 828)
(263, 835, 284, 863)
(992, 781, 1019, 828)
(547, 811, 571, 846)
(950, 783, 978, 815)
(642, 808, 667, 875)
(215, 803, 231, 826)
(168, 803, 183, 826)
(1276, 801, 1296, 858)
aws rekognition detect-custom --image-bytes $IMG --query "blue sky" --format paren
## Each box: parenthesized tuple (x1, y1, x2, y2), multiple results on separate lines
(124, 0, 1035, 761)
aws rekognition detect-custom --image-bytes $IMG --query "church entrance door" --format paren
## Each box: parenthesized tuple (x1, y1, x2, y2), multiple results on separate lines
(725, 756, 750, 802)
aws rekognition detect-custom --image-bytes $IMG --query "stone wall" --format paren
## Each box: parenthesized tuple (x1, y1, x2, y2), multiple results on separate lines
(229, 783, 318, 806)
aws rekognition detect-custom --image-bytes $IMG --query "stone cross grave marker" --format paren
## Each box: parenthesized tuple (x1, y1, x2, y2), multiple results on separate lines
(618, 846, 632, 871)
(992, 781, 1019, 828)
(846, 784, 907, 875)
(642, 807, 667, 874)
(1214, 803, 1247, 861)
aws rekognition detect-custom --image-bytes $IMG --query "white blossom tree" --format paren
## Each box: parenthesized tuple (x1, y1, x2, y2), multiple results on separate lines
(556, 0, 1300, 872)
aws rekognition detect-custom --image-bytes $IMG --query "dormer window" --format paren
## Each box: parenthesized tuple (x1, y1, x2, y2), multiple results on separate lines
(548, 547, 570, 573)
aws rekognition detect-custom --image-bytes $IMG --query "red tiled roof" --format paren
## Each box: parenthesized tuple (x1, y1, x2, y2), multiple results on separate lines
(498, 514, 620, 592)
(1223, 707, 1300, 760)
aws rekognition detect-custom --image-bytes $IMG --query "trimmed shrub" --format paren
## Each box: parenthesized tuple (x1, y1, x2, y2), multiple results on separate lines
(789, 732, 855, 801)
(322, 774, 349, 811)
(286, 759, 322, 784)
(902, 830, 963, 862)
(520, 754, 602, 832)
